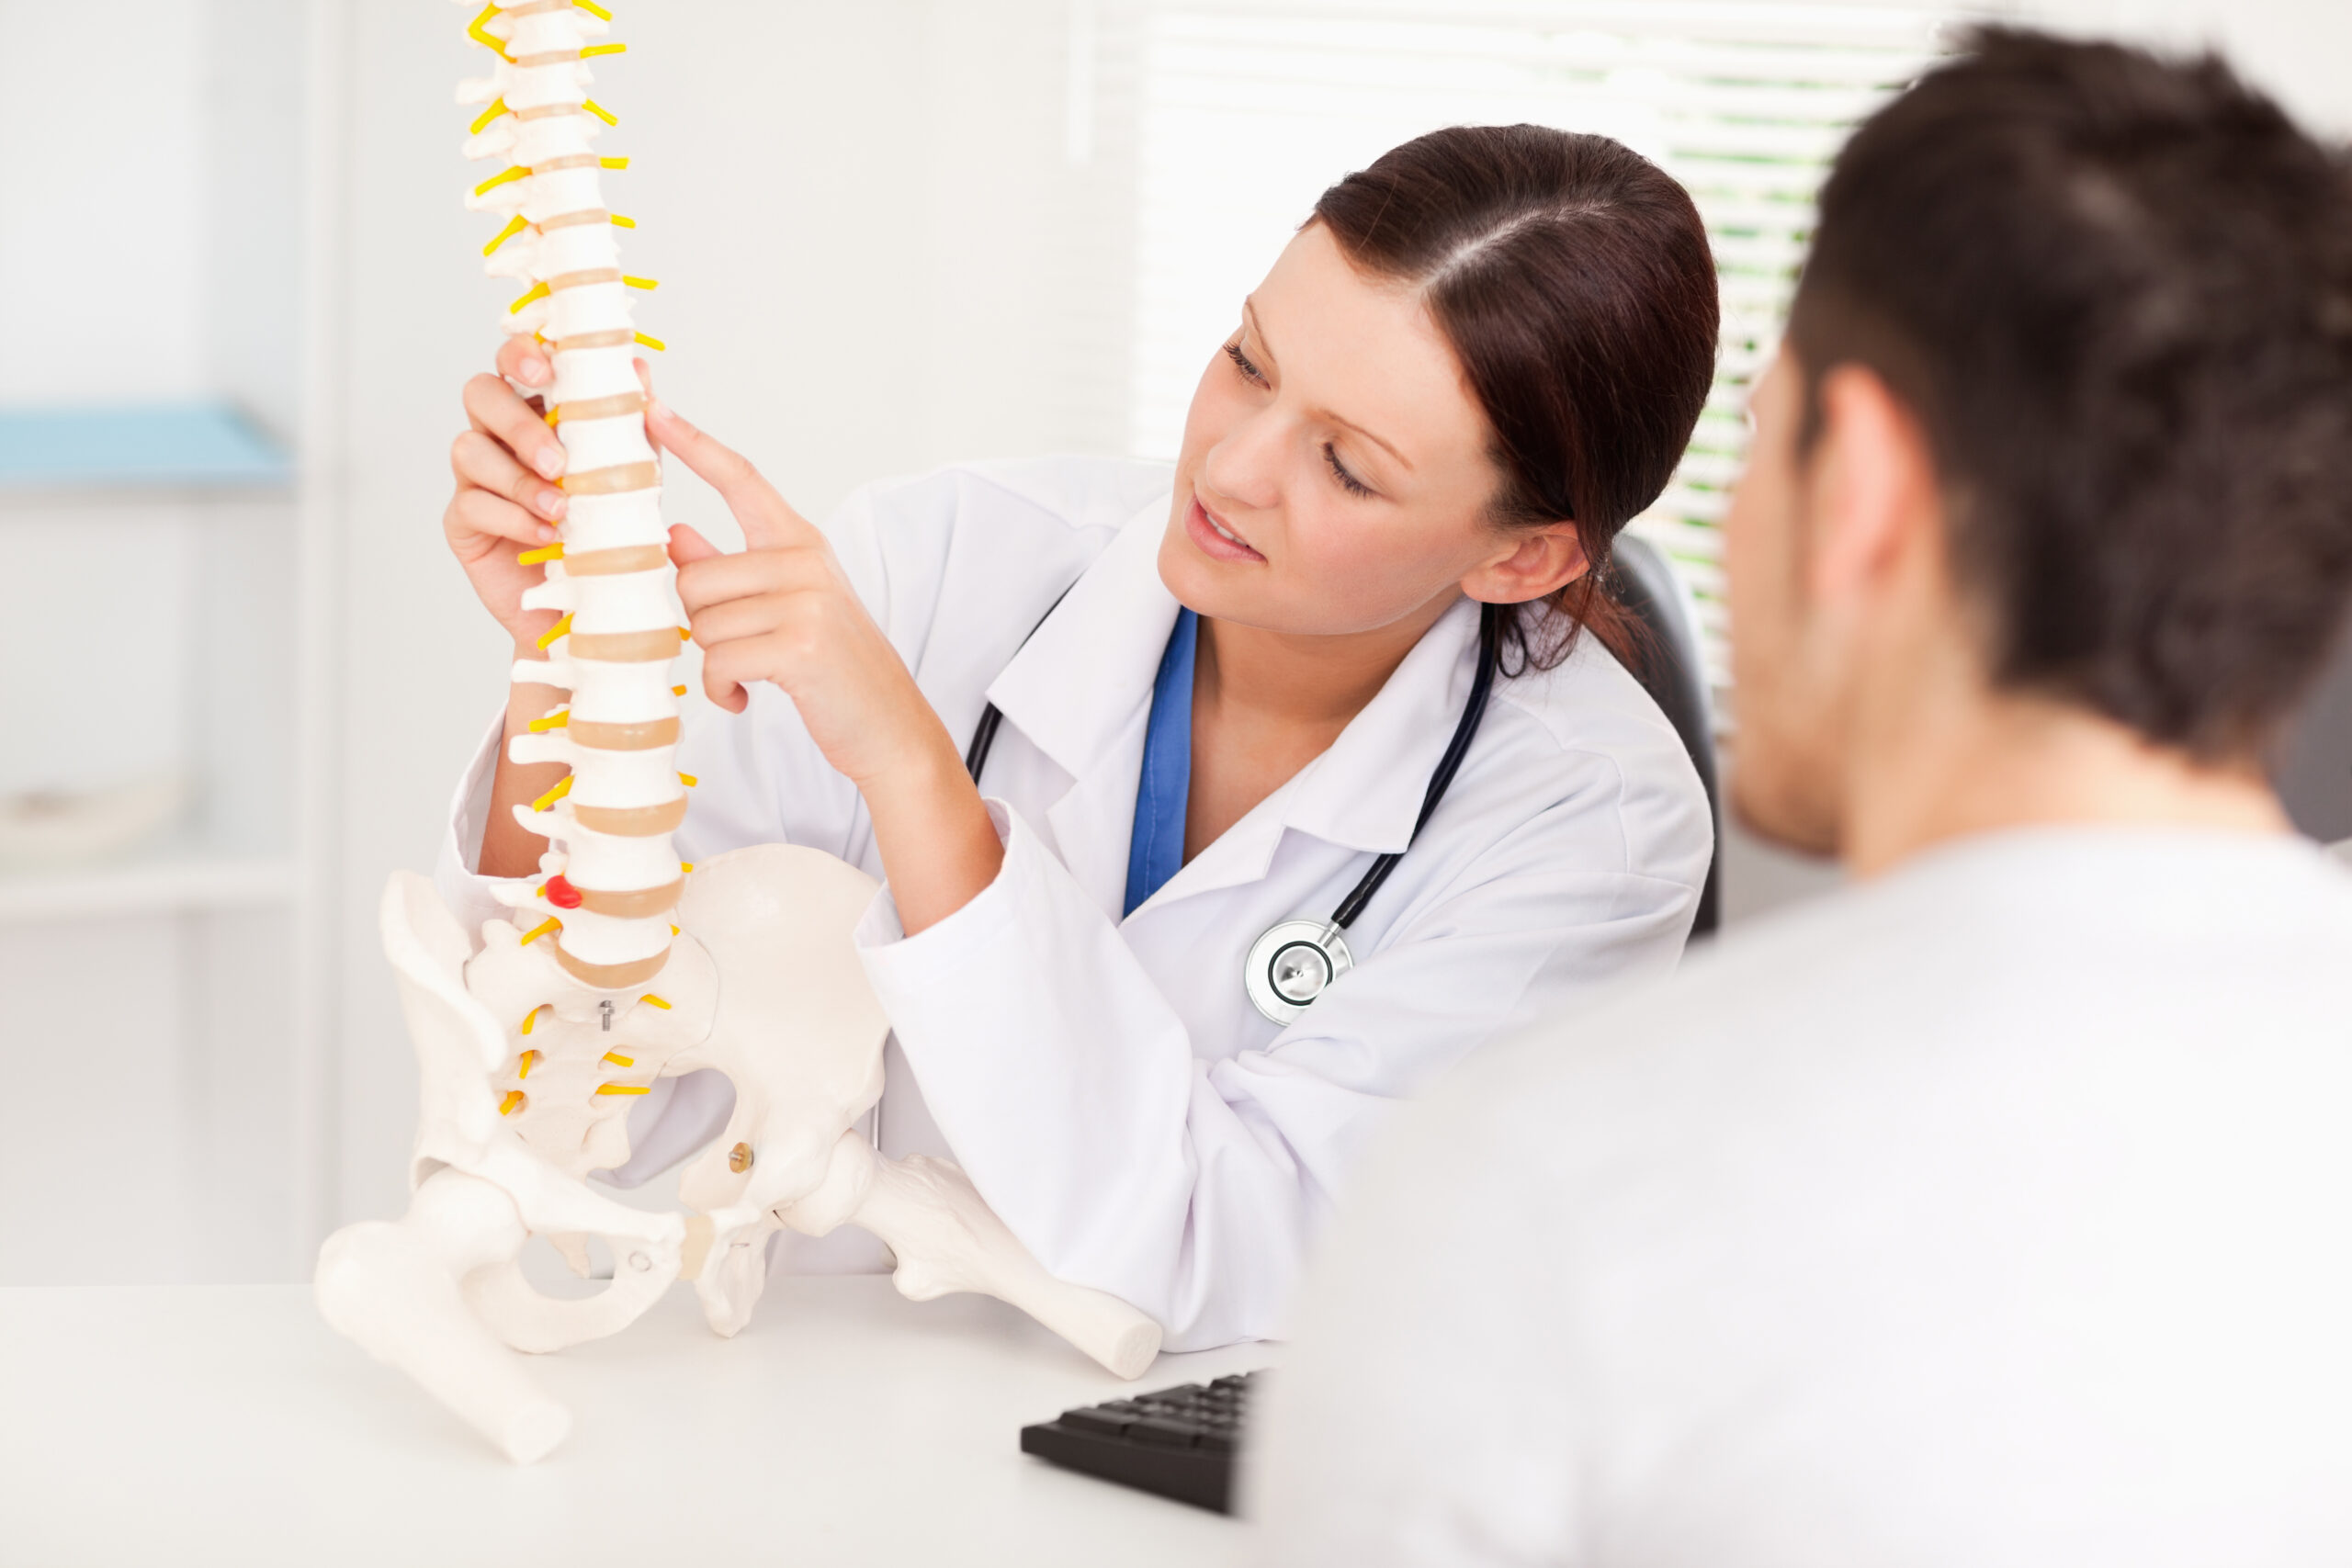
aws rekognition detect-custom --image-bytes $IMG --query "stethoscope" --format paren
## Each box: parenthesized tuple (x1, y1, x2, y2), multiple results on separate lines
(967, 598, 1502, 1026)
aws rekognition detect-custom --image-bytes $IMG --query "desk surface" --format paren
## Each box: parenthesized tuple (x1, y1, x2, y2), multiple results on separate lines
(0, 1277, 1271, 1566)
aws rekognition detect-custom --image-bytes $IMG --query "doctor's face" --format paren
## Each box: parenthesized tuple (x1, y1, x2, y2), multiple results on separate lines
(1159, 222, 1521, 638)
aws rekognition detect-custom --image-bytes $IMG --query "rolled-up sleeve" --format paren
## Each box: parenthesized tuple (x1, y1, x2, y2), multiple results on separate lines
(432, 710, 516, 941)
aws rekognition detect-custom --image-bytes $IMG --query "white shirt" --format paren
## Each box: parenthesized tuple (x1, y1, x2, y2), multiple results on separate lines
(438, 456, 1713, 1348)
(1251, 827, 2352, 1562)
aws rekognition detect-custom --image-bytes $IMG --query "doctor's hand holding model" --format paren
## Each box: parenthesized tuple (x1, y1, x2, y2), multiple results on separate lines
(435, 125, 1718, 1348)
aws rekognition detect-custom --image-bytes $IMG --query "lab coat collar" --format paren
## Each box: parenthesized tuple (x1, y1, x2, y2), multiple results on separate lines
(1274, 592, 1483, 855)
(985, 500, 1182, 785)
(985, 503, 1486, 912)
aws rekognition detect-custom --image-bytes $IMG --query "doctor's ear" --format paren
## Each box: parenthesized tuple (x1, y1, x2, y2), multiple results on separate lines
(1462, 519, 1590, 606)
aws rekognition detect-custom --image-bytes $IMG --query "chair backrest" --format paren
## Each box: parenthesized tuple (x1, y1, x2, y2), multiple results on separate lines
(2275, 613, 2352, 845)
(1608, 534, 1723, 938)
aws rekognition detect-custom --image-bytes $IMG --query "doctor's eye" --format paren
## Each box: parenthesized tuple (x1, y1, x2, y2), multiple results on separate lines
(1224, 342, 1269, 387)
(1323, 442, 1374, 498)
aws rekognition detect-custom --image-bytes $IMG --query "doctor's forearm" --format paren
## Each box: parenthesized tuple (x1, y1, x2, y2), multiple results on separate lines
(478, 650, 570, 878)
(858, 720, 1004, 938)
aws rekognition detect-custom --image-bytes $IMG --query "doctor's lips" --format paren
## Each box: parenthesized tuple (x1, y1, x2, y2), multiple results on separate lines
(1187, 495, 1266, 563)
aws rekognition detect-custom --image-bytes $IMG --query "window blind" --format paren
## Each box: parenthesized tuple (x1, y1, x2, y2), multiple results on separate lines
(1125, 0, 1969, 694)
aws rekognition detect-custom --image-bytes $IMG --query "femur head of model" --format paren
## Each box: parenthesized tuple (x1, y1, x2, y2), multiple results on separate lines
(1723, 28, 2352, 858)
(1158, 124, 1719, 670)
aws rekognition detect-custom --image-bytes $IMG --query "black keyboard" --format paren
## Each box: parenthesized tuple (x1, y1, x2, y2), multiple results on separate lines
(1020, 1371, 1263, 1513)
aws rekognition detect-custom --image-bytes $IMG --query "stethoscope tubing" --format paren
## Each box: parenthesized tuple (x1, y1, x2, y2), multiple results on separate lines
(967, 597, 1503, 939)
(1326, 602, 1501, 929)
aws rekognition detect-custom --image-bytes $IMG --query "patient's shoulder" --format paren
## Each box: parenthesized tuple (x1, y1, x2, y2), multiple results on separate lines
(1432, 829, 2352, 1181)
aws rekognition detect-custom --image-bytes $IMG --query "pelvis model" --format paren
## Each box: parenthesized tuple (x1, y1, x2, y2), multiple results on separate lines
(314, 0, 1159, 1465)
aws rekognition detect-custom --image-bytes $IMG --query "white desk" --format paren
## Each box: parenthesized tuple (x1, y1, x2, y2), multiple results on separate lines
(0, 1277, 1272, 1566)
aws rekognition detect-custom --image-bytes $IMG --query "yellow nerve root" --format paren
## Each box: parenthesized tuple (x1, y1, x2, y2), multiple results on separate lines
(537, 613, 573, 649)
(500, 1089, 526, 1115)
(596, 1083, 651, 1096)
(610, 213, 637, 229)
(623, 275, 657, 290)
(602, 1050, 635, 1066)
(635, 332, 666, 351)
(527, 709, 570, 732)
(640, 995, 672, 1010)
(575, 0, 612, 16)
(672, 684, 686, 696)
(520, 1003, 546, 1035)
(475, 165, 526, 197)
(469, 96, 510, 135)
(509, 280, 550, 315)
(468, 5, 513, 62)
(582, 42, 627, 57)
(601, 156, 629, 170)
(518, 1049, 541, 1079)
(677, 773, 697, 786)
(680, 862, 694, 874)
(482, 214, 528, 256)
(520, 916, 561, 945)
(519, 542, 564, 565)
(582, 99, 617, 127)
(531, 774, 574, 812)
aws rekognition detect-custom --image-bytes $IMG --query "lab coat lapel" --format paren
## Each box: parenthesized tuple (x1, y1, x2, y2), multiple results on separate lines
(984, 511, 1484, 922)
(1126, 595, 1484, 916)
(984, 504, 1181, 915)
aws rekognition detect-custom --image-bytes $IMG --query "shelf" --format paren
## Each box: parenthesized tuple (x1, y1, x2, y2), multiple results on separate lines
(0, 851, 298, 922)
(0, 403, 293, 495)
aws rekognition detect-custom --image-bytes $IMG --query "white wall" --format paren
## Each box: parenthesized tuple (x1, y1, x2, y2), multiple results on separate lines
(0, 0, 302, 423)
(0, 0, 208, 405)
(2018, 0, 2352, 136)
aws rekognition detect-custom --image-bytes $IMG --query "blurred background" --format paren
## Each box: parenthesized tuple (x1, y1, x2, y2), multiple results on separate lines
(2, 0, 2346, 1286)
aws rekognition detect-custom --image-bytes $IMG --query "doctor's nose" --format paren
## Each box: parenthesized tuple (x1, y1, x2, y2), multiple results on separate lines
(1199, 412, 1289, 513)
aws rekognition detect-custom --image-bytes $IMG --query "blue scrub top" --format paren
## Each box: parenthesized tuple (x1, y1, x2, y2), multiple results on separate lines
(1124, 608, 1198, 917)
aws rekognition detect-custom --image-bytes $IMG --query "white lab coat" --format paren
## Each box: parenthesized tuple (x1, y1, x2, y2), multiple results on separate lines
(438, 455, 1713, 1348)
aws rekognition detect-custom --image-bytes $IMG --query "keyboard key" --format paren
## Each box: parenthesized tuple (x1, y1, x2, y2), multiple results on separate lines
(1059, 1407, 1134, 1438)
(1125, 1416, 1203, 1448)
(1020, 1368, 1270, 1515)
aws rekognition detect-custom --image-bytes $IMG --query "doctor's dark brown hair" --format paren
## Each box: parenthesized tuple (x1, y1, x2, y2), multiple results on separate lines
(1312, 125, 1719, 672)
(1789, 28, 2352, 759)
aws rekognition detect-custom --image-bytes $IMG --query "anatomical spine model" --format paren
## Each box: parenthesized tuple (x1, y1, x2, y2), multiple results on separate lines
(313, 0, 1159, 1465)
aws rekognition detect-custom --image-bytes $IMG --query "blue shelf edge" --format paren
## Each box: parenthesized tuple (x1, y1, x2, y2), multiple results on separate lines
(0, 402, 293, 491)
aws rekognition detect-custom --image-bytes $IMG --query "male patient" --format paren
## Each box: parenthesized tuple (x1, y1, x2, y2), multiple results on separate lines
(1251, 28, 2352, 1565)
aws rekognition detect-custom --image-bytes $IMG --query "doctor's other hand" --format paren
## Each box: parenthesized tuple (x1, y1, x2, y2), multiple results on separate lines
(443, 337, 581, 647)
(655, 402, 948, 791)
(441, 336, 662, 647)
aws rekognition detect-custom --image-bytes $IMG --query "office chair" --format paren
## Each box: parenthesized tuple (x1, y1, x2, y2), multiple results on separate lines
(2276, 612, 2352, 845)
(1610, 534, 1723, 939)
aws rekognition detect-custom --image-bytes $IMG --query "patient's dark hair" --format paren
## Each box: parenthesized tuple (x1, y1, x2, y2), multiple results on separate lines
(1790, 27, 2352, 759)
(1314, 125, 1719, 672)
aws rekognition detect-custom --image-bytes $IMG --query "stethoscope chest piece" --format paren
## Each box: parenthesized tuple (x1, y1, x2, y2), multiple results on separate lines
(1244, 919, 1357, 1026)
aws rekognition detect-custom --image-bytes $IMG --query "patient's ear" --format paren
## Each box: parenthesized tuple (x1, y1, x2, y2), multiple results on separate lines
(1804, 366, 1940, 612)
(1464, 519, 1589, 604)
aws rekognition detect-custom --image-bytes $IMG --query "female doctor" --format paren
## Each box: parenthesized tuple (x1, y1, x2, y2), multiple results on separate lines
(435, 126, 1719, 1349)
